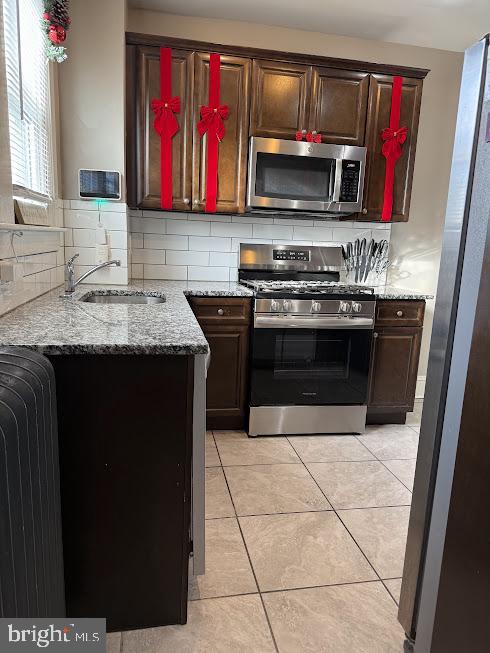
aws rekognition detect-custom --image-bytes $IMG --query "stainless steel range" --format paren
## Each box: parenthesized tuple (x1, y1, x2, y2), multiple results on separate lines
(239, 243, 376, 436)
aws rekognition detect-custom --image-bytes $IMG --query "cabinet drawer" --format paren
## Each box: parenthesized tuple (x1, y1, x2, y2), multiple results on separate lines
(189, 297, 251, 323)
(375, 300, 425, 327)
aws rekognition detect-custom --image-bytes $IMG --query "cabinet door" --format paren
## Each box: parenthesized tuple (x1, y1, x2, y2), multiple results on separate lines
(203, 324, 250, 429)
(192, 53, 251, 213)
(133, 46, 194, 211)
(368, 327, 422, 411)
(309, 68, 369, 145)
(360, 74, 423, 222)
(250, 60, 312, 139)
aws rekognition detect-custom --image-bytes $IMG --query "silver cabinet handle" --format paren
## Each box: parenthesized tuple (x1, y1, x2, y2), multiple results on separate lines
(373, 332, 378, 339)
(362, 208, 368, 215)
(183, 198, 190, 205)
(301, 129, 307, 135)
(217, 308, 224, 316)
(193, 199, 200, 206)
(396, 310, 404, 317)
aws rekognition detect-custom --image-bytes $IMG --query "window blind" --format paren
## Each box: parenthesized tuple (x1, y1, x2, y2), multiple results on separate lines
(3, 0, 51, 197)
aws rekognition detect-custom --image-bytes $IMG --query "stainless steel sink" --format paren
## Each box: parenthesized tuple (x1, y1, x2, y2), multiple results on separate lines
(80, 293, 165, 305)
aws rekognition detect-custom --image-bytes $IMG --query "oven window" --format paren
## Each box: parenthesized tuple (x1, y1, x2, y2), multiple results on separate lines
(255, 153, 334, 202)
(274, 333, 350, 380)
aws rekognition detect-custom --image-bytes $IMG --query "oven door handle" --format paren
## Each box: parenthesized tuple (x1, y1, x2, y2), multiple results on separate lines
(254, 315, 374, 329)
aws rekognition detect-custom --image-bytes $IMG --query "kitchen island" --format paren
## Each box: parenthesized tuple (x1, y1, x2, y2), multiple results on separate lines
(0, 280, 251, 632)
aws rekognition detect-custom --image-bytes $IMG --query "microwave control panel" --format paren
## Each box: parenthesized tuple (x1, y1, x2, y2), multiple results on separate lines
(339, 160, 361, 203)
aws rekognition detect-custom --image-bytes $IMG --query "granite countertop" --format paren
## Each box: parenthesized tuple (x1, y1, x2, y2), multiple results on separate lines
(0, 279, 431, 356)
(0, 281, 253, 356)
(373, 286, 434, 300)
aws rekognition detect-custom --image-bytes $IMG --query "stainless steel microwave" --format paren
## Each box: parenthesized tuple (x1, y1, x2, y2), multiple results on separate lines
(246, 136, 366, 215)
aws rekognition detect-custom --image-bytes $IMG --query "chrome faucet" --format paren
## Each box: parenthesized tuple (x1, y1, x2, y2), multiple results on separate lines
(62, 253, 121, 296)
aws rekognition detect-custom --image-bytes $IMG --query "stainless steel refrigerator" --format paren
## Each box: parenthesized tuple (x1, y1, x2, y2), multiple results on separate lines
(398, 34, 490, 652)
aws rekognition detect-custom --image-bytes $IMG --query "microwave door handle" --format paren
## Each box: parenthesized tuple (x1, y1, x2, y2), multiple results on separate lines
(329, 160, 335, 201)
(333, 159, 343, 203)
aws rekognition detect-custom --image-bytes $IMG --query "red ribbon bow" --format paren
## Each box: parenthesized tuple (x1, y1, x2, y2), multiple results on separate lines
(151, 97, 180, 139)
(197, 104, 229, 142)
(381, 126, 407, 161)
(380, 76, 408, 221)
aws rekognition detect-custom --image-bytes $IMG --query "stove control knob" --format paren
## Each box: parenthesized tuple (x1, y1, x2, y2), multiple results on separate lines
(339, 301, 351, 313)
(311, 301, 322, 313)
(271, 300, 280, 312)
(352, 302, 362, 313)
(283, 299, 292, 312)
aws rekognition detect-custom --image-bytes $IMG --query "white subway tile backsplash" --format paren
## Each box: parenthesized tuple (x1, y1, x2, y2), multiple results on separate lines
(144, 234, 189, 250)
(211, 222, 253, 238)
(167, 220, 210, 236)
(73, 229, 96, 247)
(64, 209, 99, 229)
(143, 210, 187, 220)
(165, 250, 209, 266)
(132, 263, 144, 278)
(293, 226, 333, 241)
(274, 217, 314, 227)
(100, 211, 128, 231)
(209, 251, 238, 267)
(99, 201, 127, 213)
(140, 217, 167, 234)
(131, 233, 144, 249)
(189, 212, 232, 222)
(69, 200, 99, 211)
(132, 249, 166, 265)
(107, 231, 129, 250)
(188, 236, 231, 252)
(232, 215, 274, 224)
(231, 238, 272, 251)
(253, 224, 294, 240)
(188, 266, 229, 281)
(145, 264, 188, 280)
(127, 210, 391, 282)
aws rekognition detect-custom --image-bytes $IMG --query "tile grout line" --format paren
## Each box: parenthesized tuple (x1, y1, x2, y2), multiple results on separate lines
(285, 437, 394, 603)
(212, 431, 281, 653)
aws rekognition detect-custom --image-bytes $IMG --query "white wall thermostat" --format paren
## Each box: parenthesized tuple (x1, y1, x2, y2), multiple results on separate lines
(79, 169, 121, 200)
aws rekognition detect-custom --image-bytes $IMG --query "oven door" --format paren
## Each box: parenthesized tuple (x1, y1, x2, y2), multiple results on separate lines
(250, 317, 373, 406)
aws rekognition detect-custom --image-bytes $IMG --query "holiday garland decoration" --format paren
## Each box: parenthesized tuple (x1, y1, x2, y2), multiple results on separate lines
(151, 48, 180, 210)
(197, 54, 229, 213)
(380, 76, 408, 221)
(42, 1, 71, 63)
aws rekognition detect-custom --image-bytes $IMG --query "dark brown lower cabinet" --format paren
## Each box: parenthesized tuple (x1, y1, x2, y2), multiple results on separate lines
(367, 300, 425, 424)
(189, 297, 252, 430)
(49, 354, 194, 632)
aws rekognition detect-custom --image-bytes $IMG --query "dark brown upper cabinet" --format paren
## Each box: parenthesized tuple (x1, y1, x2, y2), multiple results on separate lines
(250, 60, 312, 139)
(192, 53, 251, 213)
(131, 45, 194, 211)
(360, 74, 423, 222)
(308, 68, 369, 145)
(126, 33, 428, 221)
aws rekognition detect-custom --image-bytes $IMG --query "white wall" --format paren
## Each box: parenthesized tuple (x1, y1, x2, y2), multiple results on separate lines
(127, 9, 464, 379)
(58, 0, 129, 284)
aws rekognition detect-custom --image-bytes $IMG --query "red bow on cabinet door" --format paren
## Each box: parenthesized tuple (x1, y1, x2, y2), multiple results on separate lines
(150, 48, 180, 210)
(296, 130, 321, 143)
(197, 54, 229, 213)
(380, 76, 408, 221)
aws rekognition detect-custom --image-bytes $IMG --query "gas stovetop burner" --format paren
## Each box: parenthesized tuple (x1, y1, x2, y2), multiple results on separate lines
(240, 279, 375, 297)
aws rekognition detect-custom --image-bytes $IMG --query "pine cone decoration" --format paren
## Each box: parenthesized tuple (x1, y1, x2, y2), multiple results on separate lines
(47, 0, 70, 30)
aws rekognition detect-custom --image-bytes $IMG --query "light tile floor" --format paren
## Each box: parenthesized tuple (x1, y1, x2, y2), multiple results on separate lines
(113, 401, 423, 652)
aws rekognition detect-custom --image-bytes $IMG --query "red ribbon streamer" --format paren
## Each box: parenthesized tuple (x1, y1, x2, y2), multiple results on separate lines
(151, 47, 180, 210)
(381, 76, 407, 221)
(197, 54, 229, 213)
